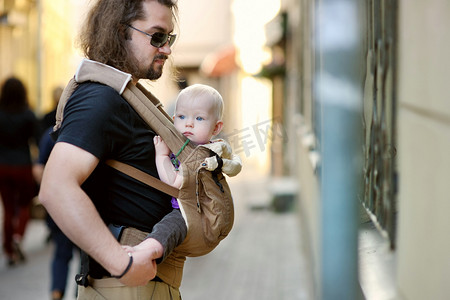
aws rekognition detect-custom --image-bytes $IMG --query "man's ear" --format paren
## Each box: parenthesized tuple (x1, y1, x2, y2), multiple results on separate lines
(213, 120, 224, 136)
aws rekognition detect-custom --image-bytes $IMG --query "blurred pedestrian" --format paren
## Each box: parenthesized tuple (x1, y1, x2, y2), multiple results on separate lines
(34, 125, 78, 300)
(0, 76, 39, 266)
(34, 85, 77, 299)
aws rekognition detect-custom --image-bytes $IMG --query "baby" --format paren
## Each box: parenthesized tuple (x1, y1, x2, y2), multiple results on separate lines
(154, 84, 241, 206)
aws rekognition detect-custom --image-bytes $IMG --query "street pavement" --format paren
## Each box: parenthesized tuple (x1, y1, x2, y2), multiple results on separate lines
(0, 171, 311, 300)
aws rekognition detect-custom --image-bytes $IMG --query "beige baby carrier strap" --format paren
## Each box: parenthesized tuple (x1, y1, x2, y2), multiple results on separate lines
(56, 59, 234, 261)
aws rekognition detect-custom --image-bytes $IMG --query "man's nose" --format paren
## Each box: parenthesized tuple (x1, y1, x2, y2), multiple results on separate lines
(158, 42, 172, 55)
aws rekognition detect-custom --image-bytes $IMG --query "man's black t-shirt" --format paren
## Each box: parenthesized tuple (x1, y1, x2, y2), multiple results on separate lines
(55, 82, 172, 232)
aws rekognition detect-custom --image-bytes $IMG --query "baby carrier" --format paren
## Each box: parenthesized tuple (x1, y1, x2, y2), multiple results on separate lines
(55, 59, 239, 260)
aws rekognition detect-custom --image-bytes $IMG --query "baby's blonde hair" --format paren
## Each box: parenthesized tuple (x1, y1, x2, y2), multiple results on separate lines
(175, 84, 224, 120)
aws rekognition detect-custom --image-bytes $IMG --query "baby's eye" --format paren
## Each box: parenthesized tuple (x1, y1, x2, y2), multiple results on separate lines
(178, 115, 185, 120)
(196, 116, 204, 121)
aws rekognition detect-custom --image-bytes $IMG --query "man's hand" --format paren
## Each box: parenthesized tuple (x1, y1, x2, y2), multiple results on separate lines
(118, 238, 164, 286)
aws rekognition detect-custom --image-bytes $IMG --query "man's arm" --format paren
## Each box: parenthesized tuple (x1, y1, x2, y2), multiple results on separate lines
(39, 142, 161, 286)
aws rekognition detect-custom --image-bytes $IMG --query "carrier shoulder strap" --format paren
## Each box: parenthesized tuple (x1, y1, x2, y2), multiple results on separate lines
(123, 83, 195, 162)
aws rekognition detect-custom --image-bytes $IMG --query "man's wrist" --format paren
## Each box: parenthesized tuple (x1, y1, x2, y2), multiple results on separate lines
(111, 252, 133, 278)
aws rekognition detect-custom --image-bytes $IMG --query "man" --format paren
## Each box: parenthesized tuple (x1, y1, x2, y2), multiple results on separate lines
(39, 0, 186, 299)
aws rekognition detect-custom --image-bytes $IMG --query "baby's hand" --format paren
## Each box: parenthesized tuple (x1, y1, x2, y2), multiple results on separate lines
(153, 136, 171, 156)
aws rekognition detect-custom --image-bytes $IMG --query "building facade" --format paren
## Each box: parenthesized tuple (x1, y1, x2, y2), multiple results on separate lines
(268, 0, 450, 298)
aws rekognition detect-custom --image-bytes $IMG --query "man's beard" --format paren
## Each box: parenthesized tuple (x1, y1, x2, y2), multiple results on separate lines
(140, 54, 168, 80)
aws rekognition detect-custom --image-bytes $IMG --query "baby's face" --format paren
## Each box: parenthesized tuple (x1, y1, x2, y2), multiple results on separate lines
(173, 95, 222, 144)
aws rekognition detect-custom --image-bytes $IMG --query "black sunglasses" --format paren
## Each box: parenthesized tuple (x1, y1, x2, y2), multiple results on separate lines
(128, 25, 176, 48)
